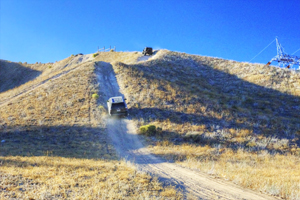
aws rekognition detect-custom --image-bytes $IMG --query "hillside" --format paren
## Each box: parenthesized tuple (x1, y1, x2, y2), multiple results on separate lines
(0, 60, 41, 93)
(112, 50, 300, 199)
(0, 54, 181, 199)
(0, 50, 299, 199)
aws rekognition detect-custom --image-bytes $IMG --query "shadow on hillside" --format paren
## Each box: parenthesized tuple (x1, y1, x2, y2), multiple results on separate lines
(0, 123, 186, 192)
(0, 60, 42, 93)
(129, 107, 298, 155)
(124, 56, 300, 151)
(0, 123, 171, 164)
(0, 125, 116, 160)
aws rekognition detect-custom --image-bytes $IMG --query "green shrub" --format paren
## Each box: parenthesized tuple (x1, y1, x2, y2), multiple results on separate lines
(92, 93, 99, 99)
(98, 105, 106, 112)
(93, 53, 99, 58)
(98, 105, 104, 109)
(139, 125, 157, 136)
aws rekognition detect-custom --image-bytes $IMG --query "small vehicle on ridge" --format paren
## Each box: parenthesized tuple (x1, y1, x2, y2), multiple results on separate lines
(142, 47, 153, 56)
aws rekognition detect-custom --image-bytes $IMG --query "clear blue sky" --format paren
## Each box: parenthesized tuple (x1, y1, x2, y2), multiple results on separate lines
(1, 0, 299, 64)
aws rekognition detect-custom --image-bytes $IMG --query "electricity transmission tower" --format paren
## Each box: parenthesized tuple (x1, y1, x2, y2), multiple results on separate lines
(266, 38, 300, 69)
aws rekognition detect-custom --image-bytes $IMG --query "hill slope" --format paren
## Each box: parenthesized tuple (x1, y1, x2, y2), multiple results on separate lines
(0, 54, 181, 199)
(112, 50, 300, 199)
(1, 50, 299, 199)
(95, 60, 276, 199)
(0, 60, 42, 93)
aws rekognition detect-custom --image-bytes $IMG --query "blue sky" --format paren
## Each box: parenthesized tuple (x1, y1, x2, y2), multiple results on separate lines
(1, 0, 299, 64)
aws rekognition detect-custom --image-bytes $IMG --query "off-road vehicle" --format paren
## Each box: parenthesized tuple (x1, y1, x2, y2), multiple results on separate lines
(142, 47, 153, 56)
(107, 96, 128, 117)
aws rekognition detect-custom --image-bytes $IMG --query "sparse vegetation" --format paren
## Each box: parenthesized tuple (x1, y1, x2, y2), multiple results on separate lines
(113, 50, 300, 199)
(139, 124, 156, 136)
(98, 105, 105, 110)
(93, 53, 99, 58)
(0, 54, 181, 199)
(1, 156, 180, 199)
(92, 93, 99, 99)
(3, 49, 299, 199)
(0, 60, 42, 93)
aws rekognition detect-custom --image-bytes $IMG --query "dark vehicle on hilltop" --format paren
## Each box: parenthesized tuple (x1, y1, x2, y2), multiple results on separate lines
(107, 96, 128, 117)
(74, 53, 83, 56)
(142, 47, 153, 56)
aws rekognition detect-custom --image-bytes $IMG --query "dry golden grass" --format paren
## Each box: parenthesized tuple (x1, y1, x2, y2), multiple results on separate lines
(150, 143, 300, 199)
(0, 56, 181, 199)
(0, 56, 78, 105)
(0, 60, 42, 93)
(112, 50, 300, 199)
(1, 156, 180, 199)
(93, 51, 141, 64)
(2, 49, 299, 199)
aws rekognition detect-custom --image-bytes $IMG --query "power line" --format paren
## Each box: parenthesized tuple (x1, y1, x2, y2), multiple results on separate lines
(292, 48, 300, 55)
(249, 39, 276, 62)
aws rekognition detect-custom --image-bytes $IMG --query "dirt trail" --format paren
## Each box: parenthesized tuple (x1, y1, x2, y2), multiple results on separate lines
(137, 55, 151, 62)
(96, 61, 277, 200)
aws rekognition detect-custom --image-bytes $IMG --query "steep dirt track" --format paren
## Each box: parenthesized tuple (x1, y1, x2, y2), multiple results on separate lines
(97, 61, 277, 200)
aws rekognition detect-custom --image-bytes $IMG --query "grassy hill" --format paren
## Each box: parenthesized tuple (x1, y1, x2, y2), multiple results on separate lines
(0, 54, 181, 199)
(1, 50, 299, 199)
(0, 60, 42, 93)
(112, 50, 300, 199)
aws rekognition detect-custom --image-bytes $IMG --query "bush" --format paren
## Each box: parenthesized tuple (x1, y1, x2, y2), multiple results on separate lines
(98, 105, 104, 110)
(93, 53, 99, 58)
(92, 93, 99, 99)
(139, 125, 157, 136)
(98, 105, 106, 112)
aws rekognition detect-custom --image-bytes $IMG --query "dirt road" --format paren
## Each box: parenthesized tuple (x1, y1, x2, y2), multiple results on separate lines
(96, 61, 277, 200)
